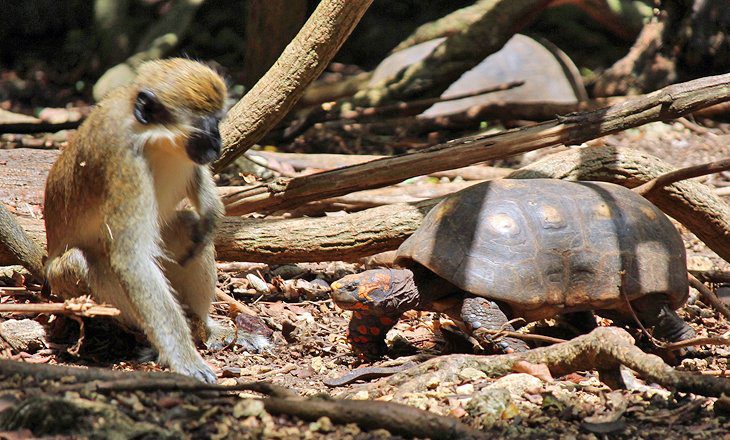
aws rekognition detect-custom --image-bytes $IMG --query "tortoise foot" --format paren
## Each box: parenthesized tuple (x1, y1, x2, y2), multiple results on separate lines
(461, 297, 530, 353)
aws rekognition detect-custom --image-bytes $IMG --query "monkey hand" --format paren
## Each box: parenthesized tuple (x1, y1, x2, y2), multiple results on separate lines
(177, 212, 217, 266)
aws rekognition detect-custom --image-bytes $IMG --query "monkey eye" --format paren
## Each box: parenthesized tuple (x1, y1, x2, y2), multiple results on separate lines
(134, 89, 168, 125)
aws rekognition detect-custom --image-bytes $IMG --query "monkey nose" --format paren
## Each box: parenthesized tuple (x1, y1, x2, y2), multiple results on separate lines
(185, 116, 221, 165)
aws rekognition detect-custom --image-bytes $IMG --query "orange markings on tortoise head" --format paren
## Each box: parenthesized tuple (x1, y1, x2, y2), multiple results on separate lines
(369, 327, 381, 336)
(357, 325, 369, 334)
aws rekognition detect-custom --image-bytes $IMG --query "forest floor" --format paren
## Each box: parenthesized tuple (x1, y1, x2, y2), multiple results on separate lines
(2, 110, 730, 438)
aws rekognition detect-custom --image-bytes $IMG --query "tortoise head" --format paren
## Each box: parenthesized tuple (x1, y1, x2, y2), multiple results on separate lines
(330, 269, 396, 312)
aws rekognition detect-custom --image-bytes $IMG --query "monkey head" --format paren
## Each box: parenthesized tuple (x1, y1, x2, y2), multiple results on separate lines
(131, 58, 227, 165)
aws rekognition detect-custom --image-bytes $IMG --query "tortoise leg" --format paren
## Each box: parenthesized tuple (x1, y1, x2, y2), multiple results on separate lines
(630, 295, 696, 342)
(461, 297, 530, 353)
(346, 310, 401, 358)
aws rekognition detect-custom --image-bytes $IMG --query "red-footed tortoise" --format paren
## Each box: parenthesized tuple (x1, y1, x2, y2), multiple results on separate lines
(331, 179, 696, 357)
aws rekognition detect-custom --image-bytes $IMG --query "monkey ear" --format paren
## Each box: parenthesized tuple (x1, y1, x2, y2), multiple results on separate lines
(134, 90, 167, 125)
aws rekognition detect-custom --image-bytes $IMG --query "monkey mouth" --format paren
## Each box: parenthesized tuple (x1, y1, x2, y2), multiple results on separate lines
(186, 115, 221, 165)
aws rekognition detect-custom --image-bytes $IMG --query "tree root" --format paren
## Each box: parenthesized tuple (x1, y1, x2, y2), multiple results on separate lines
(262, 397, 486, 440)
(348, 327, 730, 400)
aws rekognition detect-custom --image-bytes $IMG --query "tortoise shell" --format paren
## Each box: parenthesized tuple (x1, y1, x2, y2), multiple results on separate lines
(395, 179, 688, 321)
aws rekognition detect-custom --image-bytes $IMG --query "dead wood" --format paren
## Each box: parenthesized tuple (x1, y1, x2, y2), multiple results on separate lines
(215, 0, 374, 172)
(286, 80, 524, 139)
(223, 73, 730, 216)
(0, 301, 120, 318)
(246, 150, 512, 180)
(262, 397, 486, 440)
(230, 181, 479, 216)
(5, 145, 730, 266)
(351, 327, 730, 400)
(0, 358, 196, 383)
(593, 0, 730, 97)
(392, 0, 645, 53)
(633, 157, 730, 196)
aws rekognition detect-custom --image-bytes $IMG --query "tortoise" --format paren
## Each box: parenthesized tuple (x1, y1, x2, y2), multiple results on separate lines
(330, 178, 696, 357)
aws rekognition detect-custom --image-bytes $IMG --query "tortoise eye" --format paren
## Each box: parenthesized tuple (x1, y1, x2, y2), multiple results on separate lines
(134, 89, 168, 125)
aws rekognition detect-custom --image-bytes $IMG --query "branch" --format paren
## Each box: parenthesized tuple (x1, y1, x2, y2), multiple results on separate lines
(224, 73, 730, 215)
(262, 397, 485, 440)
(214, 0, 374, 172)
(633, 157, 730, 196)
(0, 299, 120, 318)
(355, 327, 730, 400)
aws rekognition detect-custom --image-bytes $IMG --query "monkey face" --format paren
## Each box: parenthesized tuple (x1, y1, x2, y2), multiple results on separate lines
(131, 58, 228, 165)
(133, 89, 223, 165)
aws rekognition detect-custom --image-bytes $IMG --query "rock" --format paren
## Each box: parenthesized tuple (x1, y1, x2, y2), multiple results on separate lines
(464, 388, 513, 428)
(457, 367, 488, 382)
(486, 373, 543, 398)
(0, 319, 46, 352)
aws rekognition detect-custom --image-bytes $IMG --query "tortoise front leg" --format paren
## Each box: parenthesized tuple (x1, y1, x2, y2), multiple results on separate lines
(347, 310, 401, 358)
(461, 297, 530, 353)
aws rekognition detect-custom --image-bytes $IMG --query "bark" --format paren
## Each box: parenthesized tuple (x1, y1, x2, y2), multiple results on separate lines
(224, 73, 730, 216)
(214, 0, 374, 172)
(243, 0, 308, 89)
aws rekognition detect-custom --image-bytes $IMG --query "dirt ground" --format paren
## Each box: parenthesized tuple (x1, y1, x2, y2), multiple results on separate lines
(3, 120, 730, 439)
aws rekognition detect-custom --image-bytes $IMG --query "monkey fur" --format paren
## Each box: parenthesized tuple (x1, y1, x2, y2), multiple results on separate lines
(43, 58, 266, 383)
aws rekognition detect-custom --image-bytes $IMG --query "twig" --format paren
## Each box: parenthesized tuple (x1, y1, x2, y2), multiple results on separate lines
(285, 81, 524, 138)
(690, 270, 730, 284)
(215, 288, 258, 316)
(339, 81, 524, 120)
(665, 333, 730, 351)
(216, 262, 270, 273)
(473, 328, 567, 345)
(68, 379, 296, 398)
(634, 157, 730, 195)
(0, 301, 120, 317)
(688, 274, 730, 321)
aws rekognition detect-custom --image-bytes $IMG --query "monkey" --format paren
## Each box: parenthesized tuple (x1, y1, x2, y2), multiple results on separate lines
(42, 58, 257, 383)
